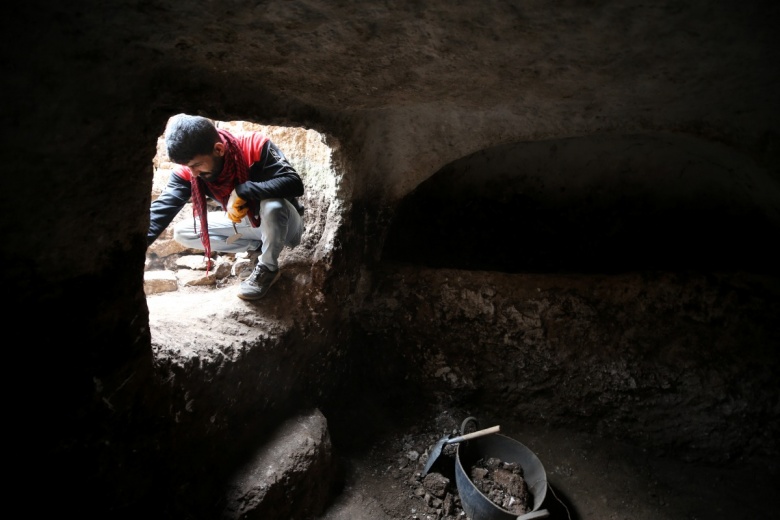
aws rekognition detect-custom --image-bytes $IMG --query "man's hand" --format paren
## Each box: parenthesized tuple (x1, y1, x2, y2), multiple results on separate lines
(227, 190, 248, 223)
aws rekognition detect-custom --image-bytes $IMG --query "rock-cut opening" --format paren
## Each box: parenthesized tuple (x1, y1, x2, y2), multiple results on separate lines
(145, 118, 339, 294)
(383, 133, 780, 274)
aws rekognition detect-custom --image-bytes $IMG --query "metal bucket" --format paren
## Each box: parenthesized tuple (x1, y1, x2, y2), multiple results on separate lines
(455, 426, 549, 520)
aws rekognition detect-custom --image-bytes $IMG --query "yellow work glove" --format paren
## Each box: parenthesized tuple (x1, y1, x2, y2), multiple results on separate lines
(226, 190, 248, 223)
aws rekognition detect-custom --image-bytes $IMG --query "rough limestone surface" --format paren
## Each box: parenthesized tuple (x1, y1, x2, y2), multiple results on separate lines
(5, 2, 779, 520)
(221, 409, 335, 520)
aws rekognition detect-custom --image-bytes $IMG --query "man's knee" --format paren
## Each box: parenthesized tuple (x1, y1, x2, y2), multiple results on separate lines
(260, 199, 285, 216)
(260, 199, 290, 226)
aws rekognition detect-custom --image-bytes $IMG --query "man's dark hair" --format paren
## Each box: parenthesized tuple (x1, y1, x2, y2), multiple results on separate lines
(164, 114, 220, 164)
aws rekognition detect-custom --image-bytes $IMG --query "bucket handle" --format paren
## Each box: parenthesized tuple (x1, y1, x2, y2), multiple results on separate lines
(460, 416, 480, 435)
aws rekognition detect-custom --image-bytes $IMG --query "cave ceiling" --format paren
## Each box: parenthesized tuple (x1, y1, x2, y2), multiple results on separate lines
(23, 1, 777, 130)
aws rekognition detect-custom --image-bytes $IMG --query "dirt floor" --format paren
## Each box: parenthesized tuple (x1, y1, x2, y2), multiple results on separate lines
(319, 400, 776, 520)
(146, 267, 778, 520)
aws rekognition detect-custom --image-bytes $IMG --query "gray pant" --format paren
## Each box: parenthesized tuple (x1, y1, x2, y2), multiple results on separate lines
(173, 198, 303, 271)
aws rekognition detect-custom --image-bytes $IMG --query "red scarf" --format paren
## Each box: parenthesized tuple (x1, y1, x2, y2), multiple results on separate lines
(190, 129, 260, 272)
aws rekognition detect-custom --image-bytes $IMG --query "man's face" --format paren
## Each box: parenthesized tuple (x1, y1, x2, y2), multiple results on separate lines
(186, 143, 225, 183)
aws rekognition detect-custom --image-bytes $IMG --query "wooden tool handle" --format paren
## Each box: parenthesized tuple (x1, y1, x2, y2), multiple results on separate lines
(447, 425, 500, 444)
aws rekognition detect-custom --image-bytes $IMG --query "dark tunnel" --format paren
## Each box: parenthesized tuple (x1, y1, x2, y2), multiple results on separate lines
(383, 133, 779, 274)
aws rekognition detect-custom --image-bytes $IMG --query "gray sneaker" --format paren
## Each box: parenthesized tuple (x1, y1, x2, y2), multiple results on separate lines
(238, 263, 280, 300)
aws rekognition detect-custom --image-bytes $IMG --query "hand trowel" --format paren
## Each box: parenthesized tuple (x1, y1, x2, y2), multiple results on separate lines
(226, 223, 242, 244)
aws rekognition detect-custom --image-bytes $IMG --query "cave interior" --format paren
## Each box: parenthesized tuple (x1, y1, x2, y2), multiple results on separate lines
(4, 1, 780, 519)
